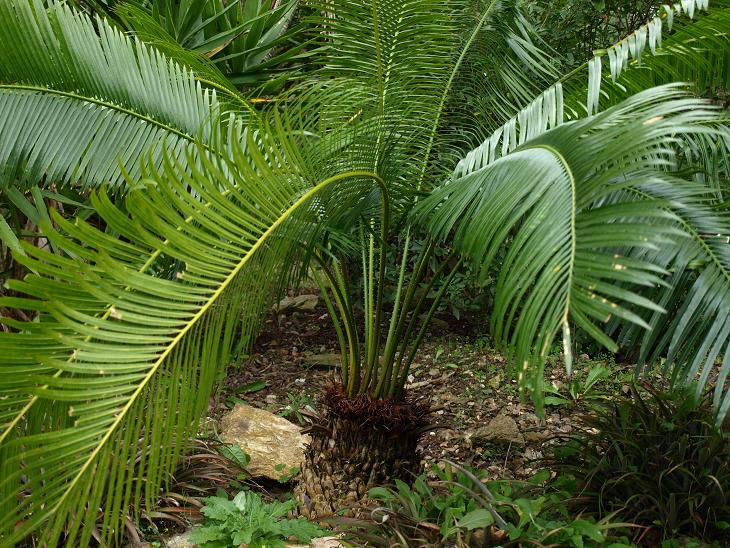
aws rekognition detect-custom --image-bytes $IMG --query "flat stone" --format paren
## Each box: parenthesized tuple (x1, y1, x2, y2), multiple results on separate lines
(275, 294, 319, 313)
(311, 538, 344, 547)
(287, 538, 344, 548)
(164, 532, 194, 548)
(524, 430, 551, 443)
(471, 414, 525, 447)
(220, 404, 309, 480)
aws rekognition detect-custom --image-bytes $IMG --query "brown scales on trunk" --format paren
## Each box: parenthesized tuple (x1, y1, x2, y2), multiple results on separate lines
(295, 384, 430, 519)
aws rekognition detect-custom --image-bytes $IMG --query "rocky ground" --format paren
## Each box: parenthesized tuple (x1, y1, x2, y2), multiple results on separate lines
(210, 292, 637, 484)
(154, 292, 646, 546)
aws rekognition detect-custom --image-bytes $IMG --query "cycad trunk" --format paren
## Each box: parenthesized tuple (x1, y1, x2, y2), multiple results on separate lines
(295, 384, 428, 519)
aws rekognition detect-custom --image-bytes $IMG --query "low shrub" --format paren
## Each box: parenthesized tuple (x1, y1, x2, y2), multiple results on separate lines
(189, 490, 326, 548)
(340, 463, 635, 547)
(555, 384, 730, 543)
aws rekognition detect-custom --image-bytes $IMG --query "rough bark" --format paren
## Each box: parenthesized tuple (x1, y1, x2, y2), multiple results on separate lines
(295, 386, 427, 519)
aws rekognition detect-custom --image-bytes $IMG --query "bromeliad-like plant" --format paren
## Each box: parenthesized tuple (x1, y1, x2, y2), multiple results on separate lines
(79, 0, 310, 89)
(0, 0, 729, 544)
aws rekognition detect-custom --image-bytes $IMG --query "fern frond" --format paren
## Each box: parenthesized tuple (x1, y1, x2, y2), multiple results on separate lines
(453, 0, 730, 180)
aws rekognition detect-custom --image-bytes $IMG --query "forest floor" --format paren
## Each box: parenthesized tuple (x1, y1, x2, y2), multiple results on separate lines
(209, 292, 638, 484)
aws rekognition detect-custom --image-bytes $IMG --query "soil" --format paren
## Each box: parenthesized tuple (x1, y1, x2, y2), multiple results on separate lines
(210, 293, 638, 484)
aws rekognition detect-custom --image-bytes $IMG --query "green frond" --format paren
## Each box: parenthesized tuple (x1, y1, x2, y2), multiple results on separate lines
(0, 0, 226, 192)
(435, 0, 730, 421)
(294, 0, 563, 206)
(438, 0, 562, 168)
(580, 0, 729, 115)
(453, 0, 730, 180)
(0, 119, 385, 543)
(306, 0, 458, 156)
(416, 85, 724, 416)
(607, 181, 730, 426)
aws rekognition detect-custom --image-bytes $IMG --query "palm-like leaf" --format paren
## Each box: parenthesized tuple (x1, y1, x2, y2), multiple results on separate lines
(581, 0, 728, 115)
(2, 0, 729, 542)
(0, 116, 385, 544)
(454, 0, 730, 178)
(439, 1, 561, 167)
(0, 0, 224, 192)
(607, 183, 730, 420)
(433, 0, 730, 420)
(303, 0, 559, 193)
(0, 2, 564, 537)
(418, 85, 723, 415)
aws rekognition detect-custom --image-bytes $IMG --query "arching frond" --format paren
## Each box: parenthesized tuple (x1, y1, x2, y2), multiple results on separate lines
(436, 0, 730, 421)
(453, 0, 730, 179)
(583, 0, 727, 114)
(0, 117, 384, 543)
(301, 0, 560, 192)
(416, 85, 725, 416)
(438, 0, 562, 168)
(0, 0, 225, 192)
(607, 182, 730, 425)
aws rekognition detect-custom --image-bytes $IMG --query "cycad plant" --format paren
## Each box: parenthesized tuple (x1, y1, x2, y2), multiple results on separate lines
(0, 0, 729, 544)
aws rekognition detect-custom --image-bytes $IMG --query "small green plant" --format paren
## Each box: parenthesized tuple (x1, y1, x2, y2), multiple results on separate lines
(279, 391, 315, 425)
(217, 443, 251, 470)
(189, 490, 326, 548)
(214, 443, 252, 491)
(273, 463, 301, 483)
(224, 381, 269, 409)
(544, 363, 612, 408)
(342, 463, 634, 547)
(555, 384, 730, 543)
(434, 344, 446, 364)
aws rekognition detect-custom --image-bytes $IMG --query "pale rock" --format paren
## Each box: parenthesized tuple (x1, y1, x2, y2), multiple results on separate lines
(275, 294, 319, 313)
(299, 538, 342, 548)
(435, 428, 460, 442)
(164, 531, 194, 548)
(520, 412, 540, 424)
(471, 414, 525, 447)
(286, 537, 344, 548)
(524, 430, 551, 443)
(220, 404, 309, 480)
